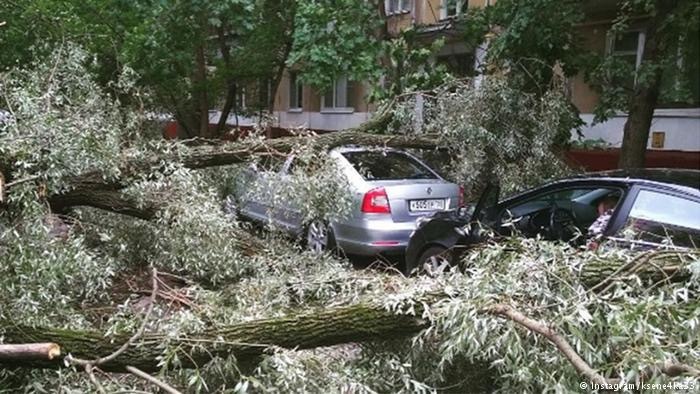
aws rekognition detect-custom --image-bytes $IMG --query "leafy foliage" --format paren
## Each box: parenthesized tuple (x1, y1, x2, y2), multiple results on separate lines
(0, 45, 126, 194)
(418, 238, 700, 392)
(391, 78, 576, 196)
(1, 41, 698, 394)
(586, 0, 700, 122)
(368, 30, 451, 102)
(288, 0, 383, 91)
(460, 0, 587, 93)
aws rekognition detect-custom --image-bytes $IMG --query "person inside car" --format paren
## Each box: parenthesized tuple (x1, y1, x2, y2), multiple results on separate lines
(586, 195, 619, 249)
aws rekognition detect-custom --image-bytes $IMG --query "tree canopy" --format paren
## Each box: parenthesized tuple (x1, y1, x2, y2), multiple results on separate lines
(458, 0, 700, 167)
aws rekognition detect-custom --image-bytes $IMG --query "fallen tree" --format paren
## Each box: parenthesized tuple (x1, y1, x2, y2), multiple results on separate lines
(4, 130, 440, 219)
(2, 249, 696, 376)
(1, 302, 428, 373)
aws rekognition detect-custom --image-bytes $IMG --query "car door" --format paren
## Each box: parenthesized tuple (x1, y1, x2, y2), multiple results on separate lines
(238, 155, 286, 225)
(606, 186, 700, 249)
(495, 185, 625, 241)
(268, 156, 305, 235)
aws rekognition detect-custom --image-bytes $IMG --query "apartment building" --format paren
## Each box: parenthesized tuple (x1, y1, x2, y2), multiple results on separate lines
(571, 1, 699, 151)
(224, 0, 699, 152)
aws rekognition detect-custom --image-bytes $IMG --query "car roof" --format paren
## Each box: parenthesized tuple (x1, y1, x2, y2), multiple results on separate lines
(499, 169, 700, 206)
(575, 169, 700, 190)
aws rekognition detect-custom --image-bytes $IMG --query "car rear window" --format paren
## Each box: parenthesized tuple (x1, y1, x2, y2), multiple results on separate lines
(341, 151, 437, 181)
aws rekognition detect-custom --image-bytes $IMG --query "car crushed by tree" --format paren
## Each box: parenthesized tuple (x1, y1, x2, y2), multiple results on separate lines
(405, 169, 700, 275)
(228, 146, 462, 257)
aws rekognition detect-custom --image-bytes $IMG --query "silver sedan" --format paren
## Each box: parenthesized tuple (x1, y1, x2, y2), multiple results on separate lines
(231, 147, 462, 256)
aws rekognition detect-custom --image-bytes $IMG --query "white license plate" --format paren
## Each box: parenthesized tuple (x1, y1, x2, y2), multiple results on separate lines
(409, 199, 445, 212)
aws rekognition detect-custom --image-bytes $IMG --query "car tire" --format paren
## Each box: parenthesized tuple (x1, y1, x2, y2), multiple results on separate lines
(415, 245, 451, 276)
(304, 220, 336, 254)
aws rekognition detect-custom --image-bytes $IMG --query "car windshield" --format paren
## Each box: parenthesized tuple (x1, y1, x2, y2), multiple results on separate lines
(342, 151, 437, 181)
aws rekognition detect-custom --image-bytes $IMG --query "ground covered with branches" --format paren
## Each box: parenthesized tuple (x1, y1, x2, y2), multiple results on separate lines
(1, 45, 698, 393)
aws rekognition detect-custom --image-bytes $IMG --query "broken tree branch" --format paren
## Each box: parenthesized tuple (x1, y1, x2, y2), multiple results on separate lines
(126, 365, 183, 394)
(0, 343, 61, 362)
(41, 131, 439, 220)
(483, 303, 700, 385)
(483, 303, 610, 385)
(2, 296, 696, 386)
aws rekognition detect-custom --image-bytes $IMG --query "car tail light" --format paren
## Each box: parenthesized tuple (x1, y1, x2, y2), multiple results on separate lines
(459, 185, 465, 207)
(361, 187, 391, 214)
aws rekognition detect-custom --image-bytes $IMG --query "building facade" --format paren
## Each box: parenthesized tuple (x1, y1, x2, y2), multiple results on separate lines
(230, 0, 699, 152)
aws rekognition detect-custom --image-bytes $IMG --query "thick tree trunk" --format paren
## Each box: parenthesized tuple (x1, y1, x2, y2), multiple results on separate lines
(44, 129, 436, 219)
(195, 43, 211, 138)
(216, 84, 236, 135)
(580, 251, 690, 289)
(0, 303, 427, 373)
(617, 70, 662, 169)
(215, 26, 236, 136)
(618, 0, 678, 169)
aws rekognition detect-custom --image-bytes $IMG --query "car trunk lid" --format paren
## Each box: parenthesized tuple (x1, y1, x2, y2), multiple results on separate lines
(367, 180, 460, 223)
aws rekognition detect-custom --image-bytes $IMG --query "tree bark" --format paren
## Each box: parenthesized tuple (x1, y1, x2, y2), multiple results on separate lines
(215, 26, 236, 136)
(44, 129, 437, 219)
(0, 303, 427, 373)
(580, 250, 690, 290)
(0, 343, 61, 362)
(194, 42, 211, 138)
(267, 1, 297, 118)
(618, 0, 678, 169)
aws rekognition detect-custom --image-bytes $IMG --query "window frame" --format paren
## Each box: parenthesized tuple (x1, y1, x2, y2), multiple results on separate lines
(321, 76, 354, 113)
(607, 30, 646, 70)
(605, 184, 700, 245)
(288, 72, 303, 112)
(385, 0, 412, 15)
(440, 0, 465, 19)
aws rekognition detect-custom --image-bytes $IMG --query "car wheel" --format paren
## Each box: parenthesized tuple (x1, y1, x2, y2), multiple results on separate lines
(416, 246, 451, 276)
(305, 220, 335, 254)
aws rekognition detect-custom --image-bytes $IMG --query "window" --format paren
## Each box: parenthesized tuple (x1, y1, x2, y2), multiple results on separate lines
(235, 79, 271, 113)
(235, 86, 246, 112)
(342, 151, 437, 181)
(607, 30, 645, 88)
(322, 76, 353, 110)
(609, 31, 645, 70)
(619, 190, 700, 247)
(441, 0, 465, 19)
(289, 72, 303, 110)
(255, 79, 272, 109)
(385, 0, 412, 15)
(503, 187, 621, 231)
